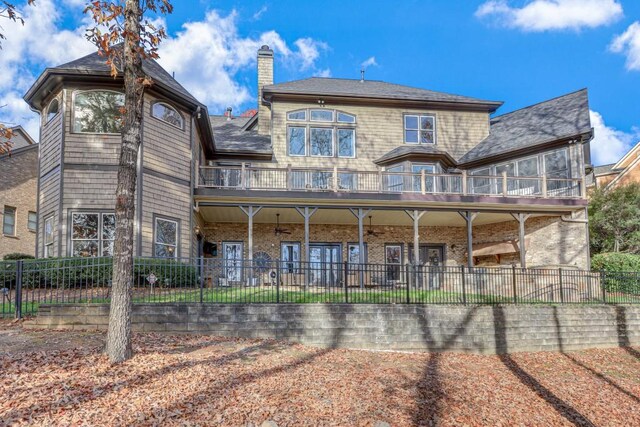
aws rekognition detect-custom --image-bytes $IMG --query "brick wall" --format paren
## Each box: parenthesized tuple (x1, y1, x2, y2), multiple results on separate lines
(26, 303, 640, 354)
(202, 214, 589, 269)
(0, 146, 38, 258)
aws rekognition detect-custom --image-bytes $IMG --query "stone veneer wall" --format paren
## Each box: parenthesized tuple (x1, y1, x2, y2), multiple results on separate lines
(202, 214, 589, 269)
(26, 303, 640, 354)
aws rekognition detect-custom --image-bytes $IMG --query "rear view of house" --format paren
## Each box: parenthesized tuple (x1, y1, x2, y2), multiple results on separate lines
(24, 45, 593, 285)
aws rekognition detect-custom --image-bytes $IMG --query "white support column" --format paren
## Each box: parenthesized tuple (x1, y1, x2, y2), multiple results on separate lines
(404, 210, 426, 265)
(295, 206, 318, 286)
(458, 211, 478, 268)
(239, 206, 263, 265)
(510, 213, 531, 268)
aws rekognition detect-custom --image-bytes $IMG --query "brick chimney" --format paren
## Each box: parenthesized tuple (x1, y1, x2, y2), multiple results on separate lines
(257, 45, 273, 135)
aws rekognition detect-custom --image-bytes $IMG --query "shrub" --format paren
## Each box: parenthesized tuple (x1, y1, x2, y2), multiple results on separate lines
(592, 253, 640, 295)
(133, 258, 199, 288)
(3, 253, 35, 260)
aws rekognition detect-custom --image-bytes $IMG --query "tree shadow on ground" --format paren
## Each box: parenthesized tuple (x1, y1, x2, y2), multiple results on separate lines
(412, 306, 481, 426)
(493, 306, 596, 427)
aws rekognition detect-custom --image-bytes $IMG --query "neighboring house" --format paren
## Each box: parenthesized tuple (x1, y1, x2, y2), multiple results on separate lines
(587, 141, 640, 191)
(24, 45, 593, 275)
(0, 127, 38, 258)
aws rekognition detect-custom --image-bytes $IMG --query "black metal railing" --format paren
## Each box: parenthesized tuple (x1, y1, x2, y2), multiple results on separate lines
(2, 257, 639, 318)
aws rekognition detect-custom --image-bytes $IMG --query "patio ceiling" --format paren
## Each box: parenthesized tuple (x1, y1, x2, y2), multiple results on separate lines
(198, 206, 545, 227)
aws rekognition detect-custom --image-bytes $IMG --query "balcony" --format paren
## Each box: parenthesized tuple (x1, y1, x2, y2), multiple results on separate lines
(197, 165, 584, 200)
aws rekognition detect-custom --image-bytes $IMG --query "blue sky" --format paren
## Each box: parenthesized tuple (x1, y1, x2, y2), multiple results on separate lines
(1, 0, 639, 165)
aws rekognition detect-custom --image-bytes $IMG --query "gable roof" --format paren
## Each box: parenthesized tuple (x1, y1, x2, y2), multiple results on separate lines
(263, 77, 503, 111)
(209, 116, 272, 158)
(458, 89, 592, 165)
(612, 141, 640, 170)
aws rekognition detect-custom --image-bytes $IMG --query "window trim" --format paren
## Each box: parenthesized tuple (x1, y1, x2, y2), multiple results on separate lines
(43, 214, 54, 258)
(336, 111, 356, 124)
(27, 211, 37, 232)
(69, 211, 115, 257)
(337, 128, 356, 159)
(347, 242, 368, 264)
(309, 126, 334, 158)
(45, 98, 60, 123)
(287, 109, 307, 121)
(153, 215, 180, 259)
(543, 147, 570, 178)
(71, 89, 124, 135)
(150, 101, 185, 130)
(287, 125, 307, 157)
(403, 113, 436, 145)
(309, 109, 334, 122)
(3, 206, 16, 236)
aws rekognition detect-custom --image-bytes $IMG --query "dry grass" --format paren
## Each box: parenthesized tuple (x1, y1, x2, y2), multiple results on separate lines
(1, 322, 639, 426)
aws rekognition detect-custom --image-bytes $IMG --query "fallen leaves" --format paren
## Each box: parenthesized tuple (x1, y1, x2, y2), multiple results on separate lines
(0, 322, 638, 426)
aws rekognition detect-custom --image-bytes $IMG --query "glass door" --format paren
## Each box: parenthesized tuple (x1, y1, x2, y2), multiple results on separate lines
(409, 245, 444, 289)
(223, 242, 243, 282)
(309, 244, 341, 286)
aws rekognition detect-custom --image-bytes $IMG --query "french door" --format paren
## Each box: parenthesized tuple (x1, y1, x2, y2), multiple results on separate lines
(309, 244, 341, 286)
(223, 242, 243, 282)
(408, 244, 445, 289)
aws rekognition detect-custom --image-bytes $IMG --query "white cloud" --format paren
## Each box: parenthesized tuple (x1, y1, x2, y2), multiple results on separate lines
(252, 5, 268, 21)
(610, 22, 640, 71)
(590, 110, 640, 165)
(157, 10, 329, 111)
(360, 56, 378, 68)
(475, 0, 623, 32)
(0, 0, 94, 141)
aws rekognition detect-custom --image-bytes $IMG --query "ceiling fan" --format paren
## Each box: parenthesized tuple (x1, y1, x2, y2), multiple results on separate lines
(366, 216, 385, 237)
(274, 213, 291, 236)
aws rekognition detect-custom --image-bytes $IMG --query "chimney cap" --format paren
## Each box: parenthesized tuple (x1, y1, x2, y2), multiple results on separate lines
(258, 45, 274, 57)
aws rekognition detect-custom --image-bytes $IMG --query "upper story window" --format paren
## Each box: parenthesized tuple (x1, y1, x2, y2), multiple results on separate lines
(46, 98, 59, 123)
(3, 206, 16, 236)
(151, 102, 184, 129)
(286, 109, 356, 159)
(404, 114, 435, 144)
(28, 211, 37, 232)
(310, 109, 334, 122)
(287, 110, 306, 121)
(72, 90, 124, 134)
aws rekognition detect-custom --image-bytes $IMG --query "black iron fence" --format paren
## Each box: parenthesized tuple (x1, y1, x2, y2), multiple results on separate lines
(2, 257, 639, 318)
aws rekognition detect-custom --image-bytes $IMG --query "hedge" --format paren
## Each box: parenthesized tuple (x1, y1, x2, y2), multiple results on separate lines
(3, 253, 35, 261)
(592, 253, 640, 295)
(1, 257, 199, 289)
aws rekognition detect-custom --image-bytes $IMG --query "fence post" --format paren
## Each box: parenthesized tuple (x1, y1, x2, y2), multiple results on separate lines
(344, 261, 349, 303)
(600, 270, 607, 304)
(15, 260, 23, 319)
(558, 268, 564, 304)
(408, 264, 413, 304)
(460, 265, 467, 305)
(199, 257, 204, 303)
(276, 259, 281, 304)
(512, 264, 518, 304)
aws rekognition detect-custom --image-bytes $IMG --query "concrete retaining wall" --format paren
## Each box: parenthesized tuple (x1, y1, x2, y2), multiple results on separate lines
(25, 303, 640, 354)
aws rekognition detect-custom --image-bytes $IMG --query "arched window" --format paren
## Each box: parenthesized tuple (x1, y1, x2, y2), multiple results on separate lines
(151, 102, 184, 129)
(46, 98, 59, 123)
(72, 90, 124, 134)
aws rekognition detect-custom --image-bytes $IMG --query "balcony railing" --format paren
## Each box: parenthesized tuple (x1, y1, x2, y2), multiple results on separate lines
(197, 165, 584, 199)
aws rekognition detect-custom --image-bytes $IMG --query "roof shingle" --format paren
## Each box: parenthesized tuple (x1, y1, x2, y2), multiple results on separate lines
(458, 89, 592, 164)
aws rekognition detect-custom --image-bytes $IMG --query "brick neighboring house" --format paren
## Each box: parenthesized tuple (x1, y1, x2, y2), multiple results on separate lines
(587, 141, 640, 191)
(23, 45, 594, 277)
(0, 127, 38, 258)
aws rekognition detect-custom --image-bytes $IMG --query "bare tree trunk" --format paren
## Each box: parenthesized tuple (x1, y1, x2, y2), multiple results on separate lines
(105, 0, 145, 363)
